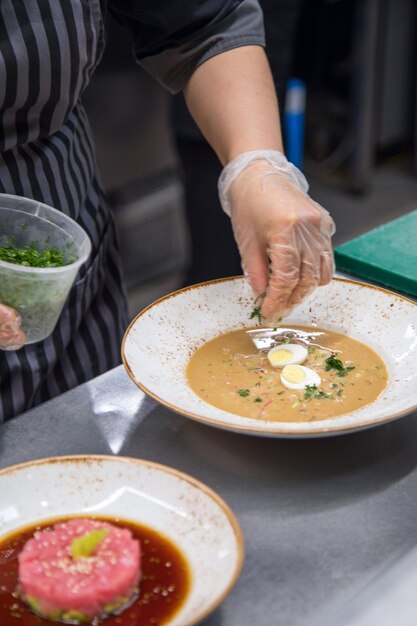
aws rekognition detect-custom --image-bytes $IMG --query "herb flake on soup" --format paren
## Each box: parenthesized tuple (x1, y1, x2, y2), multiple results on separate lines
(186, 326, 388, 422)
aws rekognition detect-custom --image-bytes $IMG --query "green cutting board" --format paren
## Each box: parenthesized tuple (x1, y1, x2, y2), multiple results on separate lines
(334, 209, 417, 297)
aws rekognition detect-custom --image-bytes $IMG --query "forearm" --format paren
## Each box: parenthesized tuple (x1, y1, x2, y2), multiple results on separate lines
(184, 45, 283, 165)
(184, 43, 334, 322)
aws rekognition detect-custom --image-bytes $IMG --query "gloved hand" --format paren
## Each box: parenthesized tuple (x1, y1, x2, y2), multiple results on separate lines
(0, 303, 26, 350)
(218, 150, 335, 322)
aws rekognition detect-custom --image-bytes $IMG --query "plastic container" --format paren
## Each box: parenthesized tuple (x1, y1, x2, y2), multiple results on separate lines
(0, 194, 91, 343)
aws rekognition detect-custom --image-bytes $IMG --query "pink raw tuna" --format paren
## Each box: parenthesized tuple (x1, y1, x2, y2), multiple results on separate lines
(18, 518, 141, 621)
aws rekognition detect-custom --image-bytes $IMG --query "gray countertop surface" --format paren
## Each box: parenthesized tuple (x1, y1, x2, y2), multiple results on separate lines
(2, 363, 417, 625)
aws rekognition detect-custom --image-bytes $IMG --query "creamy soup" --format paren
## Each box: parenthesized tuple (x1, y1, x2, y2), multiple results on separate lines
(186, 326, 388, 422)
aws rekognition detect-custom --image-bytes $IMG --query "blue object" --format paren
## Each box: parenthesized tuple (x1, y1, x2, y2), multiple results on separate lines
(284, 78, 306, 170)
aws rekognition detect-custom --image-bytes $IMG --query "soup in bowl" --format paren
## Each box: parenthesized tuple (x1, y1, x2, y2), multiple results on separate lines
(187, 324, 388, 423)
(122, 277, 417, 437)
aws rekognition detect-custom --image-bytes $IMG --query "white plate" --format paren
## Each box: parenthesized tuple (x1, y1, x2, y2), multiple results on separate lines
(0, 455, 244, 626)
(122, 276, 417, 437)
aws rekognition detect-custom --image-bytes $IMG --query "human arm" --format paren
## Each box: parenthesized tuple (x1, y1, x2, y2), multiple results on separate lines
(108, 0, 334, 320)
(183, 45, 335, 321)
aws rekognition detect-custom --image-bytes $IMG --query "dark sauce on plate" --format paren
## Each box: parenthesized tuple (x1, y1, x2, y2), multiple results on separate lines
(0, 516, 190, 626)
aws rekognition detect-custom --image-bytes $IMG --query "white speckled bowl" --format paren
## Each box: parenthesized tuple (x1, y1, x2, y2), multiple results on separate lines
(122, 277, 417, 437)
(0, 455, 243, 626)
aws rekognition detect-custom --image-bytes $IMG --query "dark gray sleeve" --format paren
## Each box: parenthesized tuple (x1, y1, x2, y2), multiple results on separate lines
(138, 0, 265, 94)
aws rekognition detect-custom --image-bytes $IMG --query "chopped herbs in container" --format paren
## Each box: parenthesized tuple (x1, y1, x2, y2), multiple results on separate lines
(0, 241, 79, 343)
(0, 244, 67, 268)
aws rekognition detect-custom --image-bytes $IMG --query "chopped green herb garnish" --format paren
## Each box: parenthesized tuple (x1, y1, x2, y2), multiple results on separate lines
(249, 293, 266, 324)
(337, 368, 354, 378)
(237, 388, 250, 397)
(324, 355, 355, 377)
(304, 385, 318, 400)
(303, 385, 333, 401)
(254, 397, 263, 403)
(249, 305, 264, 324)
(277, 391, 285, 395)
(314, 390, 332, 399)
(324, 355, 344, 371)
(0, 244, 68, 268)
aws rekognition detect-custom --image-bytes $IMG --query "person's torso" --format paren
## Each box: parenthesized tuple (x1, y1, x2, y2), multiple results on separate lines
(0, 2, 129, 424)
(0, 0, 105, 151)
(0, 0, 107, 241)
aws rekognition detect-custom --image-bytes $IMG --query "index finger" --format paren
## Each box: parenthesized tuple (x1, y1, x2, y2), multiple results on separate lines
(261, 232, 301, 321)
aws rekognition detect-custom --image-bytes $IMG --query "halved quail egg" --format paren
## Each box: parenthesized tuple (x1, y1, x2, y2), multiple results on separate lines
(280, 364, 321, 390)
(267, 343, 308, 368)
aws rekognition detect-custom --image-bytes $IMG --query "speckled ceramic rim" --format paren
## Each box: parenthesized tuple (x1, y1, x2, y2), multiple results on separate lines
(0, 454, 245, 626)
(121, 276, 417, 438)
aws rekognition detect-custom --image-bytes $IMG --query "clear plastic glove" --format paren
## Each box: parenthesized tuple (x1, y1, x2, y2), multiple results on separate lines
(0, 303, 26, 350)
(218, 150, 335, 322)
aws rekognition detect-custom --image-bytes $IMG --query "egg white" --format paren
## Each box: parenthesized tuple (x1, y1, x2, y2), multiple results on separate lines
(280, 364, 321, 390)
(267, 343, 308, 368)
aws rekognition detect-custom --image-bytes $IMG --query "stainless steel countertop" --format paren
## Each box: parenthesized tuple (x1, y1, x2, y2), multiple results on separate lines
(2, 364, 417, 625)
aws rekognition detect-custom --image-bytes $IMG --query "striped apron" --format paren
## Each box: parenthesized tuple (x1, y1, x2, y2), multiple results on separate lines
(0, 0, 128, 421)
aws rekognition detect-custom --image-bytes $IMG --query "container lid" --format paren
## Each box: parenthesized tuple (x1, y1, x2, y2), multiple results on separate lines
(334, 209, 417, 297)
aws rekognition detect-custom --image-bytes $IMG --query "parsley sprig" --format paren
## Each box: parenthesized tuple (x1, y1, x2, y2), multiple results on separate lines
(249, 293, 266, 324)
(324, 355, 355, 377)
(249, 305, 264, 324)
(249, 292, 283, 325)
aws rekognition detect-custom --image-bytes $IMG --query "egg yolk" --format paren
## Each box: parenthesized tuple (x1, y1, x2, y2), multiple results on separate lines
(282, 364, 306, 384)
(268, 349, 294, 366)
